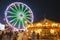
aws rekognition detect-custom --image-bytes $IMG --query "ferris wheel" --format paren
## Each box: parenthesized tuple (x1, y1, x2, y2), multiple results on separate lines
(5, 2, 34, 30)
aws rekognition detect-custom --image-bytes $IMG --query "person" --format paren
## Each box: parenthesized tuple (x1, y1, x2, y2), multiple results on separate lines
(3, 30, 8, 40)
(58, 32, 60, 37)
(36, 33, 40, 40)
(0, 30, 3, 40)
(6, 28, 13, 40)
(13, 31, 18, 40)
(22, 32, 28, 40)
(17, 30, 24, 40)
(27, 31, 31, 40)
(31, 31, 36, 40)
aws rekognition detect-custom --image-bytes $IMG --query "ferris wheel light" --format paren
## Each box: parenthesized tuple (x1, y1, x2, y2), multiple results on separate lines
(5, 2, 34, 30)
(11, 3, 14, 5)
(25, 21, 28, 24)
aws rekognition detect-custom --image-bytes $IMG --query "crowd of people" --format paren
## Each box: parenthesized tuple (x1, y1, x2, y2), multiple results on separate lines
(1, 26, 60, 40)
(0, 27, 40, 40)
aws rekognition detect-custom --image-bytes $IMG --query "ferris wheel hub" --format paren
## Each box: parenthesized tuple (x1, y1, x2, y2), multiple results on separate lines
(17, 12, 25, 20)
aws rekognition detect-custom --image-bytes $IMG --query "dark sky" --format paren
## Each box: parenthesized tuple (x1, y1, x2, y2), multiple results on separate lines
(0, 0, 60, 24)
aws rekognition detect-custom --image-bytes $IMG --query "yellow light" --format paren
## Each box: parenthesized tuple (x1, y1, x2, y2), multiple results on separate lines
(5, 24, 9, 26)
(36, 23, 42, 26)
(52, 23, 58, 27)
(55, 24, 58, 26)
(27, 25, 30, 28)
(31, 24, 33, 27)
(36, 31, 38, 33)
(39, 29, 42, 32)
(46, 22, 48, 24)
(25, 21, 27, 23)
(46, 25, 48, 26)
(37, 29, 42, 34)
(50, 29, 55, 34)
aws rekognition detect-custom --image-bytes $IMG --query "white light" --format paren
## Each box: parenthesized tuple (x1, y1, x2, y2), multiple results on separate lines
(0, 23, 5, 30)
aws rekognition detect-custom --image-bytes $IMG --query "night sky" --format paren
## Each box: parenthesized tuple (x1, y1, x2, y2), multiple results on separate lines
(0, 0, 60, 24)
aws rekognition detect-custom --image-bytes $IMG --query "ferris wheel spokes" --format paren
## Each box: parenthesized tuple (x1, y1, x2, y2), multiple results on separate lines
(5, 2, 34, 30)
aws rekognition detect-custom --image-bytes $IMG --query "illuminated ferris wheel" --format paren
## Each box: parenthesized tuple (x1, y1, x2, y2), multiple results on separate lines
(5, 2, 34, 30)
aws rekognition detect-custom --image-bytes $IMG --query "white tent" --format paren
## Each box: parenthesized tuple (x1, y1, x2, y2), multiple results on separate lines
(0, 23, 5, 30)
